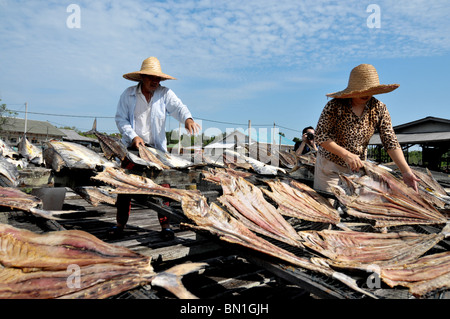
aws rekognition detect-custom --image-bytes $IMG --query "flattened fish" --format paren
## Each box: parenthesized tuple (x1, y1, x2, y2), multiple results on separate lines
(301, 224, 450, 271)
(86, 119, 128, 161)
(0, 186, 73, 220)
(43, 140, 117, 172)
(379, 251, 450, 297)
(140, 145, 194, 169)
(0, 156, 20, 187)
(18, 136, 43, 165)
(72, 186, 117, 206)
(202, 168, 303, 247)
(0, 139, 18, 159)
(179, 194, 376, 298)
(0, 223, 206, 299)
(262, 179, 340, 224)
(224, 150, 286, 175)
(332, 162, 447, 228)
(92, 169, 375, 298)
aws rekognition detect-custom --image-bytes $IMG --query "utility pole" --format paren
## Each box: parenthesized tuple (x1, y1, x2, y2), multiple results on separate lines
(24, 102, 28, 137)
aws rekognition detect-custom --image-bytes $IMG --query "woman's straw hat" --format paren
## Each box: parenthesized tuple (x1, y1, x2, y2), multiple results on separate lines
(326, 64, 399, 99)
(123, 57, 176, 82)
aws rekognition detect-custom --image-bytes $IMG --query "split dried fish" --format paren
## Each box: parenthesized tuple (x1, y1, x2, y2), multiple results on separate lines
(412, 168, 450, 207)
(0, 156, 20, 187)
(301, 223, 450, 270)
(86, 119, 128, 162)
(0, 223, 205, 299)
(0, 186, 75, 220)
(332, 161, 447, 228)
(0, 139, 18, 159)
(141, 145, 194, 169)
(138, 145, 169, 170)
(72, 186, 117, 207)
(93, 168, 376, 298)
(43, 140, 117, 172)
(211, 172, 304, 248)
(262, 179, 341, 224)
(18, 136, 43, 165)
(379, 251, 450, 297)
(224, 150, 286, 175)
(179, 193, 376, 298)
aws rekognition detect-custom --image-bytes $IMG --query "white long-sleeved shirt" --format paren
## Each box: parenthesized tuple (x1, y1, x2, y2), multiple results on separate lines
(115, 84, 192, 152)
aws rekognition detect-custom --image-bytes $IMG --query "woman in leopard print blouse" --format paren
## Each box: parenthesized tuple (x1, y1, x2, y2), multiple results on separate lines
(313, 64, 419, 193)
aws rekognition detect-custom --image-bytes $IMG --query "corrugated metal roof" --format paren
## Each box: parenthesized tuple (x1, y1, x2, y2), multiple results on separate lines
(1, 117, 65, 137)
(369, 132, 450, 145)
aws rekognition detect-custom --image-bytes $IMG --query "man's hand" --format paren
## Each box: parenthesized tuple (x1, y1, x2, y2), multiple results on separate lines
(185, 118, 201, 135)
(131, 136, 145, 149)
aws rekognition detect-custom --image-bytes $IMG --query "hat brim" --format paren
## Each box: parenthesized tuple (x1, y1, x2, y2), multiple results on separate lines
(123, 71, 177, 82)
(326, 84, 399, 99)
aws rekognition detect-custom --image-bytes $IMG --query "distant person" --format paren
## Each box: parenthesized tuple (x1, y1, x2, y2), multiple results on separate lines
(110, 56, 201, 239)
(313, 64, 419, 193)
(294, 126, 318, 156)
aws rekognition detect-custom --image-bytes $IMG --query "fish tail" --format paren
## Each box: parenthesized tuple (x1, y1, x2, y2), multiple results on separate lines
(150, 262, 207, 299)
(84, 118, 97, 135)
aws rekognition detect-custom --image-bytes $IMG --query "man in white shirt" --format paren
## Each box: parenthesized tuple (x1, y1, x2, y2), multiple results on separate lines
(110, 56, 201, 239)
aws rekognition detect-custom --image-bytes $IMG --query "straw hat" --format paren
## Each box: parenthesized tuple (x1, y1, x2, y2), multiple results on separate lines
(123, 57, 176, 82)
(326, 64, 399, 98)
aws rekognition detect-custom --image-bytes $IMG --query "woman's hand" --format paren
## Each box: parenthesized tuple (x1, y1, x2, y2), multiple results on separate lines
(343, 152, 364, 172)
(401, 170, 420, 192)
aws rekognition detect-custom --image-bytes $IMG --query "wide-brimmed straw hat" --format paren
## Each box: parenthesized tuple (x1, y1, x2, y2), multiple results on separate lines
(123, 57, 176, 82)
(326, 64, 399, 98)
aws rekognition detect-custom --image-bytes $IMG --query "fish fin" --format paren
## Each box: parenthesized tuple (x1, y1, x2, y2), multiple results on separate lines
(29, 207, 61, 220)
(442, 222, 450, 238)
(150, 262, 207, 299)
(84, 118, 97, 135)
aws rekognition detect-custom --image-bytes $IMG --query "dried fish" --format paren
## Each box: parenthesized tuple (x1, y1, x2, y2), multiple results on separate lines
(43, 140, 117, 172)
(379, 251, 450, 297)
(301, 224, 449, 271)
(92, 167, 376, 298)
(224, 150, 286, 175)
(0, 139, 18, 159)
(0, 223, 205, 299)
(0, 156, 20, 187)
(86, 119, 128, 161)
(262, 179, 341, 224)
(138, 145, 169, 170)
(179, 194, 376, 298)
(272, 149, 300, 173)
(72, 186, 117, 206)
(0, 186, 73, 220)
(332, 162, 447, 228)
(216, 174, 304, 248)
(141, 145, 194, 169)
(412, 168, 450, 207)
(18, 136, 43, 165)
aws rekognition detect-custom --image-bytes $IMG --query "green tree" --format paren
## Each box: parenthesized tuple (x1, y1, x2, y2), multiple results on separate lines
(0, 99, 18, 131)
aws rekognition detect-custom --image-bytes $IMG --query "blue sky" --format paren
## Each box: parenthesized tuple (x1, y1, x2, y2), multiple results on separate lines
(1, 0, 449, 144)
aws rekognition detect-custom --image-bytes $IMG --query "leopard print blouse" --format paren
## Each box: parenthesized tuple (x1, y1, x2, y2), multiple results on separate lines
(315, 97, 400, 167)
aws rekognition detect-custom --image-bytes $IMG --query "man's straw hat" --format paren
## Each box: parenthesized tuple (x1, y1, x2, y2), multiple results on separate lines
(123, 57, 176, 82)
(326, 64, 399, 99)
